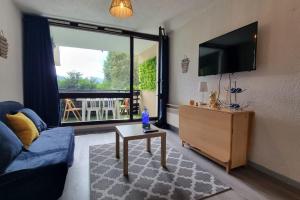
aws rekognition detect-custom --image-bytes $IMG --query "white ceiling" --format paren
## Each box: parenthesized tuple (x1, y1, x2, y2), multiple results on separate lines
(13, 0, 213, 34)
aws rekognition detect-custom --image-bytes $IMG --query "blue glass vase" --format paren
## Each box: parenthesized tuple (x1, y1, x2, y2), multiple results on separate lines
(142, 108, 150, 129)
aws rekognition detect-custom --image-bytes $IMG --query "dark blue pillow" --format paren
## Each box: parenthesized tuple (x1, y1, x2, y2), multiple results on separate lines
(19, 108, 47, 132)
(0, 121, 23, 172)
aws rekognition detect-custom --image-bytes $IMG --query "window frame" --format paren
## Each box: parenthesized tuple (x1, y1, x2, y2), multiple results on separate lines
(49, 18, 159, 126)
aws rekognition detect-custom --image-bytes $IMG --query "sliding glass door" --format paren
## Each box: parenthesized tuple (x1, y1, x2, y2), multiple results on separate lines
(133, 39, 159, 119)
(50, 25, 158, 124)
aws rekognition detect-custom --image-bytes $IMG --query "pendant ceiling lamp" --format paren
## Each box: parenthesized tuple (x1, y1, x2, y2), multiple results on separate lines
(110, 0, 133, 18)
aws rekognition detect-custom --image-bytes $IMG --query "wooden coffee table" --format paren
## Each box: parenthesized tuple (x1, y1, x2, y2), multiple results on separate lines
(115, 124, 166, 176)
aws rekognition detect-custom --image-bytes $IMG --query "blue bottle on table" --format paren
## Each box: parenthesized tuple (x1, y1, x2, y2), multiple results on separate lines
(142, 107, 150, 129)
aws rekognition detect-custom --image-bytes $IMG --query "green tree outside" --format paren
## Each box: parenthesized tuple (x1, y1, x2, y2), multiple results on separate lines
(57, 52, 155, 91)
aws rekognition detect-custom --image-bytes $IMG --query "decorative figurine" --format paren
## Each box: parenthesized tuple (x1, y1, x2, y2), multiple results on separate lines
(209, 91, 219, 109)
(189, 99, 195, 106)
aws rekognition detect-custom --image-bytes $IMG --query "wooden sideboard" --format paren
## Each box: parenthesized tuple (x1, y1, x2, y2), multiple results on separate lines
(179, 105, 253, 172)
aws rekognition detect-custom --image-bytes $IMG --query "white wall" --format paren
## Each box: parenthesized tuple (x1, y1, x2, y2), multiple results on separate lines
(0, 0, 23, 102)
(169, 0, 300, 182)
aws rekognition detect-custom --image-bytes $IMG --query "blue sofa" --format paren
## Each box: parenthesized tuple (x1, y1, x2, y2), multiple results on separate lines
(0, 101, 75, 200)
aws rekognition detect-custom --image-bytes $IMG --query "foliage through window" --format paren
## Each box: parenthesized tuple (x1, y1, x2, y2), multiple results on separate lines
(138, 57, 156, 91)
(56, 47, 135, 91)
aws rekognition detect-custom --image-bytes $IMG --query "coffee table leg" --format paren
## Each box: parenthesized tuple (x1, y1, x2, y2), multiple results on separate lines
(123, 139, 128, 176)
(116, 132, 120, 159)
(161, 134, 166, 168)
(147, 138, 151, 153)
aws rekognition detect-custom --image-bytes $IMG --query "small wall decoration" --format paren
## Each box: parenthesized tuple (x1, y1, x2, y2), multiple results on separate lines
(181, 55, 190, 73)
(0, 31, 8, 59)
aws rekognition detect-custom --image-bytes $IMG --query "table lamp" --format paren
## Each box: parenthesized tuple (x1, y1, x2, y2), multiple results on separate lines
(199, 81, 208, 105)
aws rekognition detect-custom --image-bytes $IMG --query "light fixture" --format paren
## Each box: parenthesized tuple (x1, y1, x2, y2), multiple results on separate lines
(199, 82, 208, 105)
(109, 0, 133, 18)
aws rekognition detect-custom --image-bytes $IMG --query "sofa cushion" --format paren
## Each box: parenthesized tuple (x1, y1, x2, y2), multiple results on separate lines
(6, 113, 39, 149)
(0, 101, 23, 124)
(5, 127, 75, 173)
(19, 108, 47, 132)
(0, 122, 23, 173)
(29, 127, 73, 154)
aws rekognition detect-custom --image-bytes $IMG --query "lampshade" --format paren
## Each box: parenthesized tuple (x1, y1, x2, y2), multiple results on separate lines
(110, 0, 133, 18)
(199, 82, 208, 92)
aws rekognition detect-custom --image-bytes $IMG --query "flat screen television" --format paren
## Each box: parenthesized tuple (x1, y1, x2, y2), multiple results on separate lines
(198, 22, 258, 76)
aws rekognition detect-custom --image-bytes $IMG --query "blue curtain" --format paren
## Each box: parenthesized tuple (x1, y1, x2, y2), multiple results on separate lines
(23, 15, 60, 127)
(156, 27, 169, 128)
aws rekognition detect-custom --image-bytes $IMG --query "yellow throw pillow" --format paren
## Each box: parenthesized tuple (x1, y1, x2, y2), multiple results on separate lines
(6, 112, 39, 149)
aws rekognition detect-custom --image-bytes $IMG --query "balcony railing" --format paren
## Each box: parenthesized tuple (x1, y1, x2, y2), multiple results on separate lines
(59, 90, 141, 124)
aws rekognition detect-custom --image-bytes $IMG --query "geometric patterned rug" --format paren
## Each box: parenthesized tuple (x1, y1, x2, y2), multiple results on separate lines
(90, 138, 230, 200)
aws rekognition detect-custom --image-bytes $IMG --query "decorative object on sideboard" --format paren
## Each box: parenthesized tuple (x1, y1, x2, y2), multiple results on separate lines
(225, 78, 248, 110)
(189, 99, 195, 106)
(208, 91, 220, 109)
(181, 55, 190, 73)
(0, 31, 8, 59)
(199, 81, 208, 105)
